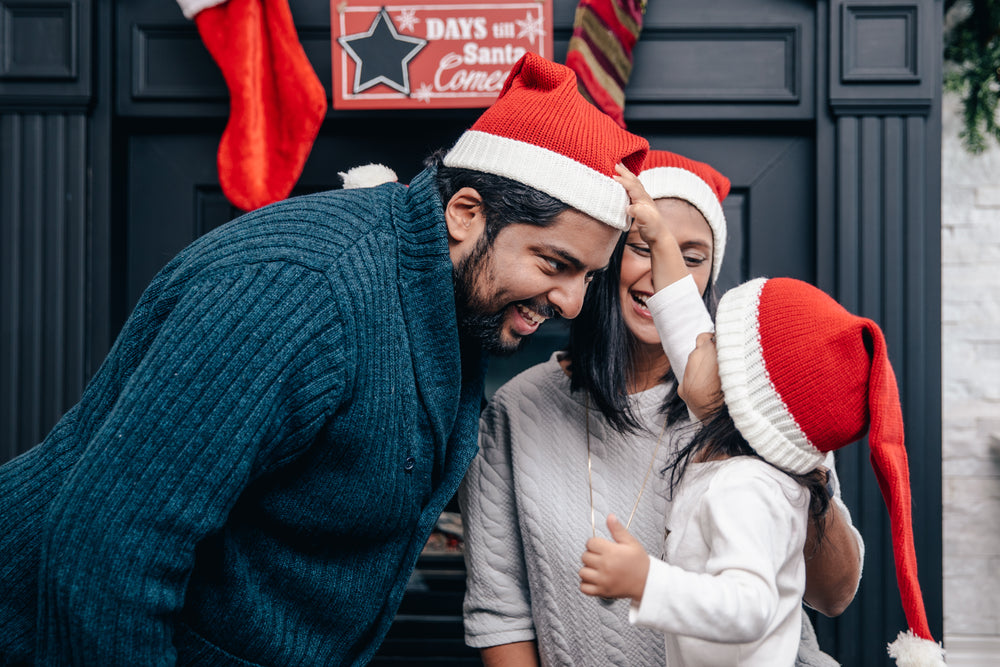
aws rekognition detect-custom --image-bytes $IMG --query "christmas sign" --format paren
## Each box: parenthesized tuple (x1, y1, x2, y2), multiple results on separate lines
(331, 0, 553, 109)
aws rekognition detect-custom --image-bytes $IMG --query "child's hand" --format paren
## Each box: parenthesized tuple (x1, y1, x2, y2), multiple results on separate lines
(679, 331, 724, 421)
(613, 163, 689, 292)
(579, 514, 650, 604)
(613, 164, 672, 247)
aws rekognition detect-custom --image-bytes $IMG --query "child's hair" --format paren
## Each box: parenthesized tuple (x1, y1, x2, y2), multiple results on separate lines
(661, 402, 831, 546)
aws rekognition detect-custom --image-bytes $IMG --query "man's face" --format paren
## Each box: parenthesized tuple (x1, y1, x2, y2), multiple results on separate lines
(453, 209, 620, 355)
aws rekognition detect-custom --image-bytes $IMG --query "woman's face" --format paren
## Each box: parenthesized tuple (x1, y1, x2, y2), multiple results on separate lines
(618, 198, 714, 349)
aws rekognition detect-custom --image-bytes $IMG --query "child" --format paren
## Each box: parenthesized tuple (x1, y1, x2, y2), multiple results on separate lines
(577, 166, 946, 666)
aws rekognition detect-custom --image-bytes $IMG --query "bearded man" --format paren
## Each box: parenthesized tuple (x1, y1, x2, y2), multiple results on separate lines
(0, 53, 646, 665)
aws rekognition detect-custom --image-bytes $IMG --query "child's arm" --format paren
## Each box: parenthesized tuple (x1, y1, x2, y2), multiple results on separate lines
(613, 165, 715, 407)
(578, 514, 651, 605)
(614, 163, 690, 291)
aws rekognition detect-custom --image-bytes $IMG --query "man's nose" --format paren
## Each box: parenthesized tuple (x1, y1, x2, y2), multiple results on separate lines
(549, 276, 588, 320)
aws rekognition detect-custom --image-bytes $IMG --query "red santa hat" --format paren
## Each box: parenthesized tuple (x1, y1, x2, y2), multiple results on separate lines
(714, 277, 946, 666)
(443, 53, 648, 231)
(177, 0, 327, 211)
(639, 149, 730, 284)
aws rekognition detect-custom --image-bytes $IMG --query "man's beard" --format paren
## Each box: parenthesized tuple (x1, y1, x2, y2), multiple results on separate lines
(453, 236, 554, 356)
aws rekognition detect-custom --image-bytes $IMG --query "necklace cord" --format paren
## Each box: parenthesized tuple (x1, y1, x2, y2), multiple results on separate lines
(586, 395, 669, 538)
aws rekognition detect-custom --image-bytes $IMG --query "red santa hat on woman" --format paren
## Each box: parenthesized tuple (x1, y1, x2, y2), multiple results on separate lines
(444, 53, 648, 231)
(713, 277, 946, 666)
(638, 150, 730, 284)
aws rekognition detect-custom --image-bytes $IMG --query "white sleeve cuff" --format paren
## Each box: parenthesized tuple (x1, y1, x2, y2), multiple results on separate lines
(646, 273, 714, 394)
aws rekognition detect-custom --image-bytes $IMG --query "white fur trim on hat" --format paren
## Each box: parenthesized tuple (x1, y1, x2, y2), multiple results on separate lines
(339, 164, 398, 189)
(443, 130, 631, 230)
(714, 278, 826, 475)
(176, 0, 226, 20)
(639, 166, 727, 283)
(886, 630, 947, 666)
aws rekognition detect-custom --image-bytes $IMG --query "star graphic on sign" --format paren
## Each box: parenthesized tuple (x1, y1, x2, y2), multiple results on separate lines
(412, 82, 433, 104)
(395, 8, 420, 32)
(338, 8, 428, 95)
(515, 11, 546, 45)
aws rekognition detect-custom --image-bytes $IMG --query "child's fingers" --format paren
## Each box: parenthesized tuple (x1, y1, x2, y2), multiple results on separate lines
(580, 547, 605, 569)
(579, 565, 610, 597)
(606, 514, 639, 546)
(614, 162, 637, 178)
(614, 164, 655, 207)
(583, 536, 613, 554)
(579, 564, 599, 584)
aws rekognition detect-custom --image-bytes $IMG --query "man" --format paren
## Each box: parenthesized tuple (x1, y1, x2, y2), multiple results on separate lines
(0, 53, 647, 665)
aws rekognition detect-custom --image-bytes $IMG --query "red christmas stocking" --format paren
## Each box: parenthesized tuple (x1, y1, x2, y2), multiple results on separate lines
(179, 0, 327, 211)
(565, 0, 645, 128)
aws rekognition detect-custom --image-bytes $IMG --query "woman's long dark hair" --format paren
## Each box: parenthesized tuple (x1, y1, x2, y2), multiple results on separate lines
(564, 235, 830, 544)
(663, 404, 832, 544)
(566, 234, 718, 434)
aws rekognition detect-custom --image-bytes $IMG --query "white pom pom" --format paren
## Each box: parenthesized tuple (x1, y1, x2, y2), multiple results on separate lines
(887, 630, 947, 666)
(339, 164, 398, 189)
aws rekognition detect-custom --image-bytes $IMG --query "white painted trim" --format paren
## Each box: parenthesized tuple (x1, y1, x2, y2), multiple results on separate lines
(942, 635, 1000, 666)
(443, 130, 631, 230)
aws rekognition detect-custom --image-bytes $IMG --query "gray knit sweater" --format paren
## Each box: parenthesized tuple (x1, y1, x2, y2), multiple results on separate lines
(0, 166, 485, 666)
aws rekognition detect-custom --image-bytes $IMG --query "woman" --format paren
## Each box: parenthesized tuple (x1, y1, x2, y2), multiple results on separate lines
(458, 150, 864, 666)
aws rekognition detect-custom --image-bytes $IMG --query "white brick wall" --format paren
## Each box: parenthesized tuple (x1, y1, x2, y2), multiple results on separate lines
(941, 90, 1000, 661)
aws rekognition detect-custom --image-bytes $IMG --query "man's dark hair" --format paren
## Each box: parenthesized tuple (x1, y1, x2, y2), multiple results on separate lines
(427, 150, 568, 239)
(566, 233, 719, 434)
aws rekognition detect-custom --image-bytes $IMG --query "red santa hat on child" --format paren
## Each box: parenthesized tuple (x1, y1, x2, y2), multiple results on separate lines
(638, 150, 730, 284)
(443, 53, 648, 231)
(177, 0, 327, 211)
(714, 277, 945, 666)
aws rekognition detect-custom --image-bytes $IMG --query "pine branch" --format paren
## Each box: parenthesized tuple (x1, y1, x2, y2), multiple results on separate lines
(944, 0, 1000, 154)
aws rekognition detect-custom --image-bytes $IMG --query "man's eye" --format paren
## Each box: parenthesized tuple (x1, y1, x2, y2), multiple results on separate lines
(546, 258, 565, 271)
(684, 255, 707, 266)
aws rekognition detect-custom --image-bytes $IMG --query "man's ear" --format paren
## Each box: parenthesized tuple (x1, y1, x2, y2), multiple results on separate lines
(445, 187, 486, 248)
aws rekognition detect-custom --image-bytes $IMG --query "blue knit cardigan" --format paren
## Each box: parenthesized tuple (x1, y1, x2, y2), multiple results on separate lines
(0, 167, 485, 665)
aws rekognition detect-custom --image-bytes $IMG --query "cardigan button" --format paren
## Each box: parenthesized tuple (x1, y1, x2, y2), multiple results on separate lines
(403, 456, 416, 472)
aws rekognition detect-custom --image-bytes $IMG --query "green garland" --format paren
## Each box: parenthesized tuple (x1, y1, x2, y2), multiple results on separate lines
(944, 0, 1000, 154)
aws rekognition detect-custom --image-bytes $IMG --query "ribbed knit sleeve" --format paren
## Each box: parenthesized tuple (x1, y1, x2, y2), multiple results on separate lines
(36, 261, 346, 665)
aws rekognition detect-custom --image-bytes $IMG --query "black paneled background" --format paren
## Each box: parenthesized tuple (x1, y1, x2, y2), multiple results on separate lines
(0, 0, 943, 663)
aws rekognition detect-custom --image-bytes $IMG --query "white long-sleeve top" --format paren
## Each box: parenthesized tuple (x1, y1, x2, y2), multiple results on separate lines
(633, 275, 865, 665)
(646, 273, 715, 388)
(631, 457, 810, 666)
